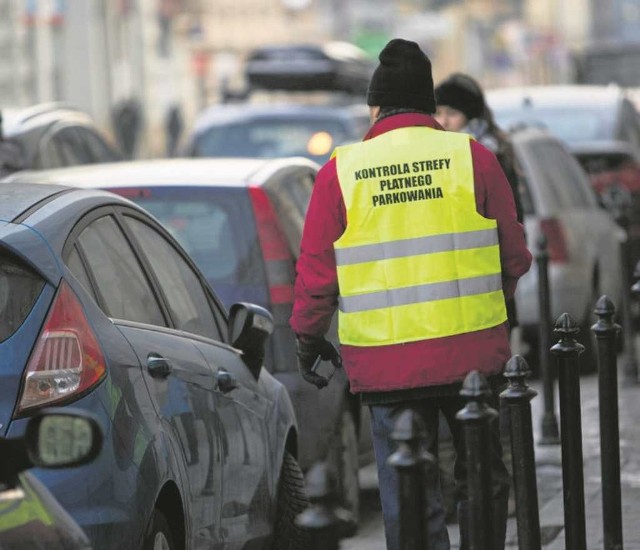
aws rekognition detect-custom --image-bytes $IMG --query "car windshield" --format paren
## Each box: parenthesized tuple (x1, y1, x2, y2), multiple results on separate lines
(493, 106, 616, 145)
(114, 186, 267, 310)
(191, 118, 350, 163)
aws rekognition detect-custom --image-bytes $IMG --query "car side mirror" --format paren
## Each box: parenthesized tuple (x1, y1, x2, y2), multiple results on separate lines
(0, 409, 103, 485)
(228, 302, 274, 380)
(25, 409, 103, 469)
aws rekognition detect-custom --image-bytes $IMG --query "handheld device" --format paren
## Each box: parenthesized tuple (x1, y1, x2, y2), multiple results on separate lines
(310, 342, 342, 383)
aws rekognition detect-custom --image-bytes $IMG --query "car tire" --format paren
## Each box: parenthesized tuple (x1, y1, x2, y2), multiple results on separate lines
(329, 406, 360, 534)
(272, 451, 311, 550)
(143, 510, 176, 550)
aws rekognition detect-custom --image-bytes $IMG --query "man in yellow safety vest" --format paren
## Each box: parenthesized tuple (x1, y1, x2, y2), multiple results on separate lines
(291, 38, 532, 549)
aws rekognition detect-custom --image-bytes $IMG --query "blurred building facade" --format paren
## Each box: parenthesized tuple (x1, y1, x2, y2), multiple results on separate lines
(2, 0, 633, 156)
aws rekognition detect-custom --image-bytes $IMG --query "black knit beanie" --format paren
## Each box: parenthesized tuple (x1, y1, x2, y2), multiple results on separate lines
(434, 73, 485, 121)
(367, 39, 436, 113)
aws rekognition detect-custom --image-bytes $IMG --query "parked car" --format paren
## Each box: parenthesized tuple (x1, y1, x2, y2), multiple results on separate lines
(4, 157, 370, 525)
(0, 179, 305, 549)
(0, 409, 102, 549)
(0, 103, 122, 175)
(185, 102, 370, 164)
(486, 85, 640, 153)
(487, 85, 640, 252)
(507, 126, 625, 369)
(244, 42, 374, 95)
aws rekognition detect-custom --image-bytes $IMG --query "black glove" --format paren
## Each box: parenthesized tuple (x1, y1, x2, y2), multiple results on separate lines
(296, 335, 342, 389)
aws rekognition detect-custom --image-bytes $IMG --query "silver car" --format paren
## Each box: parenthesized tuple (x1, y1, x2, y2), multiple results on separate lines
(509, 126, 625, 368)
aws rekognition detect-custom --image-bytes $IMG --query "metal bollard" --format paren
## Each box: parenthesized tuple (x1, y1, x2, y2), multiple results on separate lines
(592, 296, 624, 550)
(456, 371, 498, 550)
(387, 408, 435, 550)
(536, 234, 561, 444)
(295, 461, 351, 550)
(620, 234, 639, 384)
(500, 356, 541, 550)
(550, 313, 587, 550)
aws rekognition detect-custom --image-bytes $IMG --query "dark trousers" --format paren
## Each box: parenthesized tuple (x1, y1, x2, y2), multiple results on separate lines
(369, 391, 510, 550)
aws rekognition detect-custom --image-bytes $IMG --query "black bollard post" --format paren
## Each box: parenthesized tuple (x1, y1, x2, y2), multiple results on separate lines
(387, 408, 436, 550)
(632, 259, 640, 298)
(592, 296, 624, 550)
(619, 231, 639, 384)
(500, 356, 541, 550)
(456, 371, 498, 550)
(295, 461, 351, 550)
(630, 259, 640, 372)
(550, 313, 587, 550)
(536, 234, 561, 444)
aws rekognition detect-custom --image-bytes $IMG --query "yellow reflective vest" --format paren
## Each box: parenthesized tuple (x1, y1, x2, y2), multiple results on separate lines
(333, 126, 507, 346)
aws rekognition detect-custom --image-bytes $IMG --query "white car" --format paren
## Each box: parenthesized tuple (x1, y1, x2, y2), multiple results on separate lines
(509, 126, 625, 369)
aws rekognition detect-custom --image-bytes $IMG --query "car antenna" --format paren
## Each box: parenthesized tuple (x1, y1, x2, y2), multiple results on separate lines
(0, 111, 3, 141)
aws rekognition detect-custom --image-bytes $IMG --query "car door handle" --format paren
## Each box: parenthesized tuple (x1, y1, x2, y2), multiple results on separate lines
(216, 368, 238, 394)
(147, 355, 173, 378)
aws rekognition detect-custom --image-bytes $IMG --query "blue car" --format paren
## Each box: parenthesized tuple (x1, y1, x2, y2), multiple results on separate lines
(0, 181, 306, 549)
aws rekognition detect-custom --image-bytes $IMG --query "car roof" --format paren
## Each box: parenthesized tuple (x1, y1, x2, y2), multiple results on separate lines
(486, 85, 625, 110)
(507, 124, 559, 144)
(192, 102, 369, 134)
(569, 140, 639, 156)
(2, 103, 95, 137)
(3, 157, 319, 189)
(0, 182, 72, 221)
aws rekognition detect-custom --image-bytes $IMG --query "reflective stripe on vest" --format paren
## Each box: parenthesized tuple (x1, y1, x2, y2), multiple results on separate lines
(334, 228, 499, 266)
(333, 126, 506, 346)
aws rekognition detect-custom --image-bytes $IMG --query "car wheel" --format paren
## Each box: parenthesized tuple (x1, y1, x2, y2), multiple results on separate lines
(143, 510, 175, 550)
(272, 451, 311, 550)
(329, 407, 360, 533)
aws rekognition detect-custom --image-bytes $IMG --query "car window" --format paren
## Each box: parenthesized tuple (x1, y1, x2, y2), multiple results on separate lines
(619, 101, 640, 151)
(511, 150, 535, 215)
(0, 252, 45, 343)
(124, 216, 221, 340)
(75, 127, 121, 163)
(117, 186, 266, 310)
(36, 138, 65, 169)
(263, 170, 313, 256)
(66, 246, 98, 302)
(493, 106, 615, 145)
(54, 127, 92, 166)
(74, 215, 166, 325)
(192, 117, 349, 163)
(529, 141, 594, 208)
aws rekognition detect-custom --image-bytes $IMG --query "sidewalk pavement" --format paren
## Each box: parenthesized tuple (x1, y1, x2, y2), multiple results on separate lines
(511, 371, 640, 549)
(345, 370, 640, 549)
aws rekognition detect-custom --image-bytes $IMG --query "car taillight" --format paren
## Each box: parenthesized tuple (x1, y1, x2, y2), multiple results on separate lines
(540, 218, 569, 263)
(17, 281, 106, 415)
(248, 185, 295, 305)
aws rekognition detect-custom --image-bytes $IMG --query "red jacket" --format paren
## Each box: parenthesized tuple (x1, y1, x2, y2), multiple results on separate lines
(290, 113, 532, 393)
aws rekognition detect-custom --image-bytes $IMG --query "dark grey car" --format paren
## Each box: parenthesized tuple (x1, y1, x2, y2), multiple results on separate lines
(185, 103, 370, 164)
(0, 103, 122, 176)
